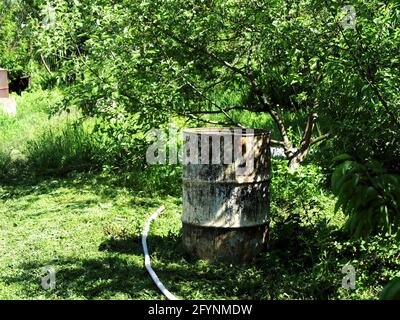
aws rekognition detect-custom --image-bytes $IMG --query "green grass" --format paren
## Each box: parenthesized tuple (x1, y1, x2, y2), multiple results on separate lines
(0, 89, 398, 300)
(0, 90, 100, 180)
(0, 89, 62, 151)
(0, 169, 398, 300)
(0, 173, 179, 299)
(0, 91, 55, 179)
(25, 116, 99, 176)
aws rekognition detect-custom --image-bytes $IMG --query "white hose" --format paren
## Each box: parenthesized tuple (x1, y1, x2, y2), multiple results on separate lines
(142, 205, 179, 300)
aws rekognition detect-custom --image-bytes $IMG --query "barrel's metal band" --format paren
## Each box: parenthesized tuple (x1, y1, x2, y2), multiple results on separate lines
(0, 87, 9, 90)
(182, 178, 271, 185)
(181, 221, 269, 228)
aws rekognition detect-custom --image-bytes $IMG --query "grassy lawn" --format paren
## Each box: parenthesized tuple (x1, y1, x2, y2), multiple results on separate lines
(0, 91, 398, 300)
(2, 0, 400, 302)
(0, 170, 386, 300)
(0, 173, 181, 299)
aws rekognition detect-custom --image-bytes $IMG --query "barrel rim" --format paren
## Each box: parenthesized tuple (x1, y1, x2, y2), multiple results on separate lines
(183, 127, 271, 136)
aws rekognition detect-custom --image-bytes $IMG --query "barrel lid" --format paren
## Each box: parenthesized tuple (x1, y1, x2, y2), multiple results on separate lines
(183, 127, 270, 136)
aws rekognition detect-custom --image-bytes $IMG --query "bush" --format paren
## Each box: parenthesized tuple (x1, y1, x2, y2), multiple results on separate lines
(92, 104, 149, 171)
(267, 169, 400, 299)
(270, 159, 329, 219)
(332, 154, 400, 238)
(380, 278, 400, 300)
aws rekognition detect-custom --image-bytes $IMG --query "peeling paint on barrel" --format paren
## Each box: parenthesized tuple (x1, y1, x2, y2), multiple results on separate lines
(182, 128, 271, 264)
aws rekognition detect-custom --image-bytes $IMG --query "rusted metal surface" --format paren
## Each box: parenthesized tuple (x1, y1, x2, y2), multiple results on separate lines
(183, 223, 269, 263)
(0, 69, 9, 98)
(0, 68, 16, 116)
(0, 68, 9, 98)
(182, 128, 271, 264)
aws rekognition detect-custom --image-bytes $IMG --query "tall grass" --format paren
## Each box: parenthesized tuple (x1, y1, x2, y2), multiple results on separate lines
(0, 90, 60, 154)
(0, 90, 100, 180)
(26, 116, 99, 176)
(0, 90, 60, 179)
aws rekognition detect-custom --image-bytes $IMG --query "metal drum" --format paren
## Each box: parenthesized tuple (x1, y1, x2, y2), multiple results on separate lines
(182, 128, 271, 263)
(0, 69, 9, 98)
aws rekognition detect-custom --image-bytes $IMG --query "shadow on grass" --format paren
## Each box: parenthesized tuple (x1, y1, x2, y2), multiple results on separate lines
(2, 218, 350, 300)
(99, 232, 186, 258)
(0, 172, 350, 299)
(0, 165, 183, 199)
(95, 218, 345, 300)
(0, 172, 120, 200)
(2, 255, 157, 299)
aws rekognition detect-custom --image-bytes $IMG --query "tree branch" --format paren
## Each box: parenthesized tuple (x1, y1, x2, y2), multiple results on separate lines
(299, 113, 318, 152)
(40, 54, 53, 76)
(310, 133, 330, 146)
(246, 70, 294, 156)
(184, 113, 236, 127)
(288, 113, 319, 168)
(183, 105, 248, 115)
(146, 18, 249, 78)
(182, 78, 245, 128)
(270, 139, 286, 147)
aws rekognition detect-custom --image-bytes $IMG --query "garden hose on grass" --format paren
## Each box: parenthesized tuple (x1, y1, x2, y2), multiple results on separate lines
(142, 205, 179, 300)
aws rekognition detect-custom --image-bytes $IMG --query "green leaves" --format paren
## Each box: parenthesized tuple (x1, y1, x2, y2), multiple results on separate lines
(332, 154, 400, 238)
(380, 278, 400, 300)
(2, 0, 399, 176)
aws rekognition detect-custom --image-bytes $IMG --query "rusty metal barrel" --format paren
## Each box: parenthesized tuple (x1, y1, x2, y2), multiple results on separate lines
(0, 69, 9, 98)
(182, 128, 271, 263)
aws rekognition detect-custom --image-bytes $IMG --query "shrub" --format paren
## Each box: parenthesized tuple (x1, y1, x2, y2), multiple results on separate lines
(332, 154, 400, 238)
(270, 159, 329, 219)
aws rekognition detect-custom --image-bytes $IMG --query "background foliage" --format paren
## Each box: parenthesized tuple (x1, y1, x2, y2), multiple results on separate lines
(0, 0, 399, 299)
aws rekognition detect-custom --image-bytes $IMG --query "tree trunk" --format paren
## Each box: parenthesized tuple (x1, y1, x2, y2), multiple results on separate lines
(288, 150, 309, 170)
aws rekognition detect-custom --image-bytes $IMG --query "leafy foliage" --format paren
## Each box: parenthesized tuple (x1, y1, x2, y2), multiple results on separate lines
(332, 154, 400, 238)
(318, 0, 400, 171)
(0, 0, 31, 78)
(1, 0, 399, 300)
(380, 278, 400, 300)
(2, 0, 397, 171)
(271, 159, 327, 217)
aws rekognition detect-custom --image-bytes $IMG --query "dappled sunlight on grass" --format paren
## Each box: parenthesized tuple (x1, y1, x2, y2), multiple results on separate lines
(1, 171, 397, 300)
